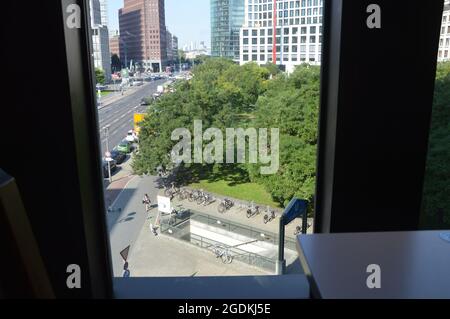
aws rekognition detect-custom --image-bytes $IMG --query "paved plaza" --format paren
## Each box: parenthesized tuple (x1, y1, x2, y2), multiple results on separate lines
(106, 158, 306, 277)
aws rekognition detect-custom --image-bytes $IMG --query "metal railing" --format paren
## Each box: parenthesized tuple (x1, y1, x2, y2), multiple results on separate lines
(190, 210, 298, 251)
(190, 233, 276, 272)
(158, 209, 297, 272)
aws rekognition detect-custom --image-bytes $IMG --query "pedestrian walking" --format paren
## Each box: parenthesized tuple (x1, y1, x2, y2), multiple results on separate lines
(149, 223, 158, 236)
(142, 193, 151, 212)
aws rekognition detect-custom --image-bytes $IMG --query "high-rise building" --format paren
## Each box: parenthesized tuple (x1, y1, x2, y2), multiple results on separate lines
(239, 0, 323, 73)
(211, 0, 245, 61)
(109, 30, 120, 58)
(119, 0, 167, 72)
(90, 0, 111, 81)
(172, 35, 179, 63)
(166, 29, 173, 64)
(438, 0, 450, 62)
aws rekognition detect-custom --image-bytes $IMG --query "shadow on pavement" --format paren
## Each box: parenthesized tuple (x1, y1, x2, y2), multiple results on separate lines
(106, 188, 138, 231)
(118, 216, 135, 223)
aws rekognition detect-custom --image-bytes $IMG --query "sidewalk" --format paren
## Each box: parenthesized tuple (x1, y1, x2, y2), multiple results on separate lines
(129, 219, 271, 277)
(165, 190, 314, 241)
(105, 159, 305, 277)
(103, 156, 135, 207)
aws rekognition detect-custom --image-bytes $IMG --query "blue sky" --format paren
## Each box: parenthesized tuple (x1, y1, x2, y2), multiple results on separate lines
(107, 0, 211, 47)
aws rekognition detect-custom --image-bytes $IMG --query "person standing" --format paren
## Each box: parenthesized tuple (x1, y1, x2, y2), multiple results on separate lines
(123, 262, 130, 278)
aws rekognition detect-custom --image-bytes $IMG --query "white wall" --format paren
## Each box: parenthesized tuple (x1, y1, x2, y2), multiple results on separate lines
(190, 219, 297, 261)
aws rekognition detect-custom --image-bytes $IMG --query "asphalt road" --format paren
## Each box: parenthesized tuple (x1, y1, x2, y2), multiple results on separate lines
(97, 79, 166, 155)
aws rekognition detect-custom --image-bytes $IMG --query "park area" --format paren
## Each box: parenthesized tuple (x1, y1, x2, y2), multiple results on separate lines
(176, 164, 281, 208)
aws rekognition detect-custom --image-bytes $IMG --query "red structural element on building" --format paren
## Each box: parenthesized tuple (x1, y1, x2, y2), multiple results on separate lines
(273, 0, 277, 64)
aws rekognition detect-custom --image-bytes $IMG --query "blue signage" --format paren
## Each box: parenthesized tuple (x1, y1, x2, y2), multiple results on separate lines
(282, 198, 308, 225)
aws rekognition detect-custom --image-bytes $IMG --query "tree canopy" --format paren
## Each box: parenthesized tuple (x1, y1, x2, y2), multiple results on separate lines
(95, 68, 105, 85)
(133, 59, 320, 209)
(421, 62, 450, 228)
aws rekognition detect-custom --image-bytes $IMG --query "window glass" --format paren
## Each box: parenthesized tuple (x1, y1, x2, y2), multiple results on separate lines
(421, 3, 450, 229)
(89, 0, 322, 279)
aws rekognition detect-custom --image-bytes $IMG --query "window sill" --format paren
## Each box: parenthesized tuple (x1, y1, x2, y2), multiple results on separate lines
(113, 275, 309, 299)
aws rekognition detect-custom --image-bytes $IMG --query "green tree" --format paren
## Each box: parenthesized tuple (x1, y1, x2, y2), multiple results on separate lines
(95, 68, 105, 85)
(133, 60, 320, 210)
(421, 62, 450, 228)
(261, 62, 281, 77)
(178, 49, 187, 63)
(249, 64, 321, 207)
(133, 58, 269, 175)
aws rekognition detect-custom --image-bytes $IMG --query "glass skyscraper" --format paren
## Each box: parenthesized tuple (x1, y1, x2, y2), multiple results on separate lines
(211, 0, 245, 61)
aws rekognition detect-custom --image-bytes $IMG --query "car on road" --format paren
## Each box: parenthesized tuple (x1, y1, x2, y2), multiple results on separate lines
(140, 97, 152, 106)
(110, 149, 126, 164)
(125, 130, 138, 143)
(102, 159, 117, 178)
(117, 140, 132, 154)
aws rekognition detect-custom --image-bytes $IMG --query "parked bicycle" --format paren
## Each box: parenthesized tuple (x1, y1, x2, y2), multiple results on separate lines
(263, 206, 276, 224)
(157, 166, 170, 178)
(246, 201, 260, 218)
(197, 191, 213, 206)
(217, 198, 234, 213)
(294, 223, 312, 235)
(176, 188, 191, 201)
(164, 182, 179, 197)
(211, 245, 233, 264)
(188, 189, 202, 202)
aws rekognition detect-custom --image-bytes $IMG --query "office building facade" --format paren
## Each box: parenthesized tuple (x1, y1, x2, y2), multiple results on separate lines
(239, 0, 323, 73)
(90, 0, 111, 81)
(119, 0, 167, 72)
(172, 35, 179, 63)
(109, 30, 120, 58)
(211, 0, 245, 61)
(166, 30, 174, 64)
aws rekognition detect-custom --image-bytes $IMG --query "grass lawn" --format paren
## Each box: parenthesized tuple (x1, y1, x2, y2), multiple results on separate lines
(100, 91, 112, 97)
(189, 179, 280, 208)
(178, 164, 281, 208)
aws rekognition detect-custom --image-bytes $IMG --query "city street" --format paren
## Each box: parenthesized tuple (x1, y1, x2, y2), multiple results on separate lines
(97, 79, 166, 154)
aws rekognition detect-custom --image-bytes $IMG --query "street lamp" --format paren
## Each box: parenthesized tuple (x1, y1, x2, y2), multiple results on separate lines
(103, 125, 112, 183)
